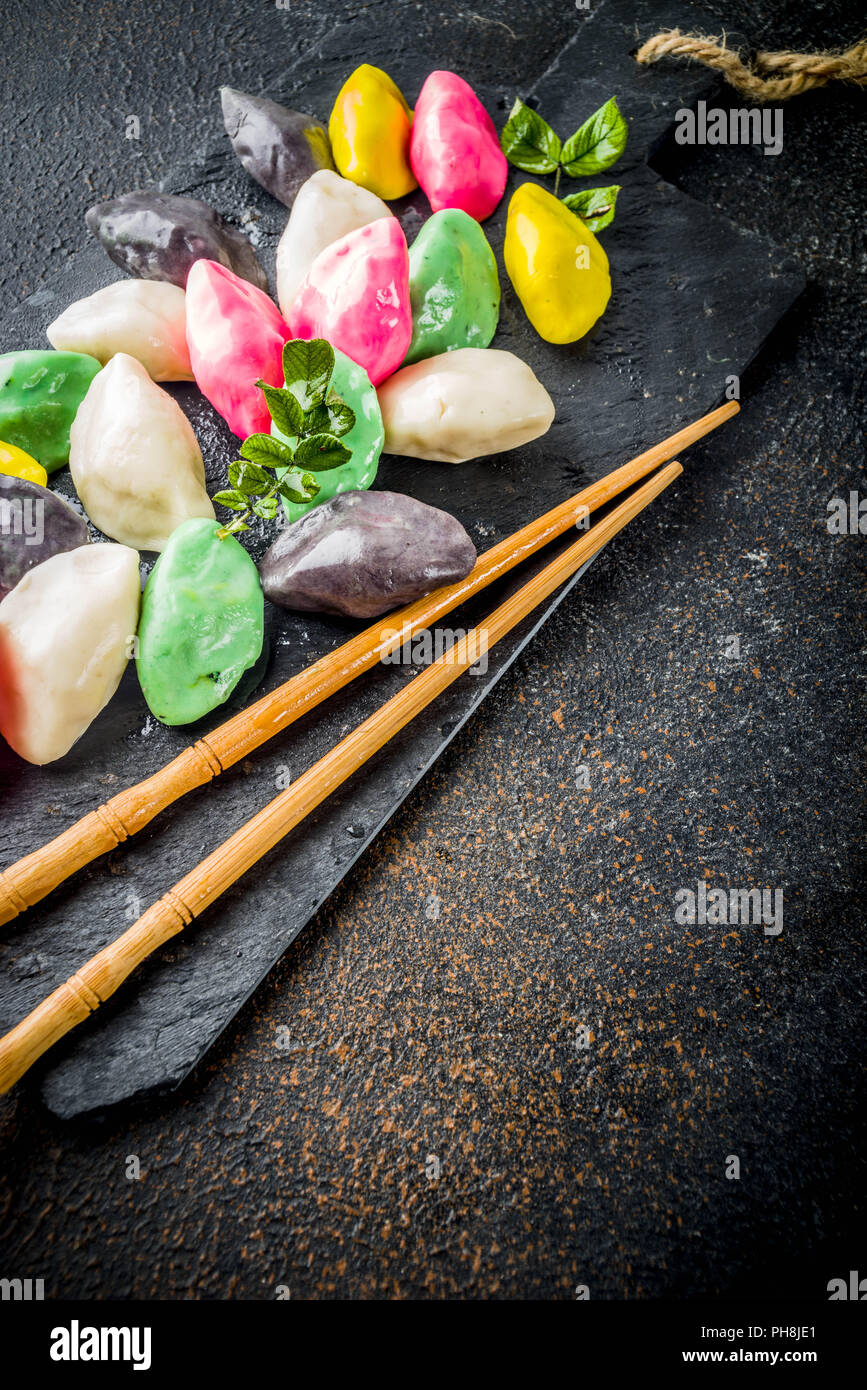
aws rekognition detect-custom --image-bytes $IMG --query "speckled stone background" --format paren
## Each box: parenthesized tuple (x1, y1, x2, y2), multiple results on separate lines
(0, 0, 865, 1299)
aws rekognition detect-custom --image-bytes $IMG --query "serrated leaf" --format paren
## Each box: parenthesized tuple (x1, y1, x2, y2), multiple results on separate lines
(258, 381, 304, 437)
(277, 469, 321, 504)
(239, 434, 295, 468)
(561, 96, 627, 177)
(327, 399, 356, 437)
(252, 495, 279, 520)
(304, 404, 329, 434)
(293, 432, 352, 472)
(561, 184, 621, 233)
(282, 338, 334, 409)
(228, 459, 273, 494)
(307, 394, 357, 438)
(213, 489, 249, 511)
(500, 97, 562, 174)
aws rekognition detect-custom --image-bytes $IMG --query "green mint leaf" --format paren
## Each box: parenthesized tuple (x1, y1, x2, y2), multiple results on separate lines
(228, 459, 273, 495)
(282, 338, 334, 410)
(251, 495, 279, 520)
(561, 184, 621, 233)
(561, 96, 627, 177)
(239, 434, 295, 468)
(257, 381, 304, 438)
(327, 398, 356, 438)
(307, 395, 357, 438)
(213, 489, 249, 512)
(293, 433, 352, 472)
(500, 97, 562, 174)
(277, 469, 321, 504)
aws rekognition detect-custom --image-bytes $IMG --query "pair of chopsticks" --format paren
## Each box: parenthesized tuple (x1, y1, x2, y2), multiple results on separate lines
(0, 400, 738, 1091)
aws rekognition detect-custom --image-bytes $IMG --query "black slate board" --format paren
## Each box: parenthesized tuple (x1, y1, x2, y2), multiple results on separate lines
(0, 0, 804, 1117)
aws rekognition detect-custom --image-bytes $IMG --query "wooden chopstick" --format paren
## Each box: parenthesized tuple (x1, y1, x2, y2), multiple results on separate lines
(0, 460, 682, 1093)
(0, 400, 738, 928)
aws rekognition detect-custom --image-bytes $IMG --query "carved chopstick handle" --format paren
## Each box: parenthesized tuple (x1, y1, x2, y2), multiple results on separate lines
(0, 893, 193, 1093)
(0, 742, 221, 927)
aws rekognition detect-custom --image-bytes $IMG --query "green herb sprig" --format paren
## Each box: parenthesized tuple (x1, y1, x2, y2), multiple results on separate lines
(214, 339, 355, 538)
(561, 184, 621, 234)
(500, 94, 627, 227)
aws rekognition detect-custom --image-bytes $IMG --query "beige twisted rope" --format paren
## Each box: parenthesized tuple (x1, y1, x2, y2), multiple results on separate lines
(635, 28, 867, 101)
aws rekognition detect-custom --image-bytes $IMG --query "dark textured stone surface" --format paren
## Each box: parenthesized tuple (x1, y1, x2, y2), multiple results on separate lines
(0, 0, 864, 1300)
